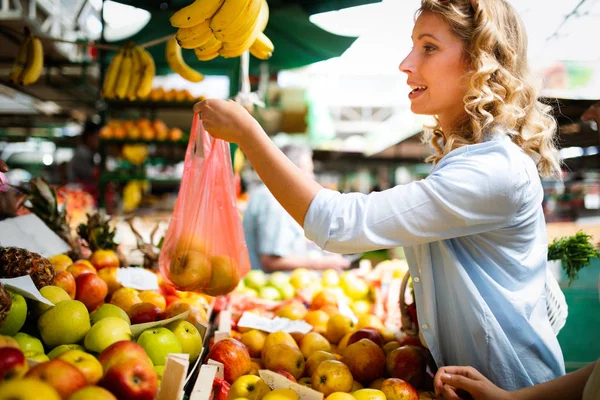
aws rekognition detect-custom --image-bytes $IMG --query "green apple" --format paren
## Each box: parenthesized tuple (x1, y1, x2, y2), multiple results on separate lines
(230, 375, 272, 400)
(154, 365, 165, 379)
(90, 303, 131, 325)
(13, 332, 44, 354)
(244, 270, 267, 290)
(35, 285, 71, 315)
(24, 351, 50, 363)
(84, 317, 132, 353)
(47, 344, 86, 359)
(269, 272, 290, 289)
(0, 291, 27, 335)
(137, 327, 183, 366)
(278, 283, 295, 300)
(166, 320, 202, 362)
(38, 300, 91, 347)
(259, 286, 281, 301)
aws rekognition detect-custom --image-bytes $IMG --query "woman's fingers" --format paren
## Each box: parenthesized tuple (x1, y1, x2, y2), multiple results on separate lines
(435, 366, 484, 396)
(0, 158, 7, 172)
(442, 384, 462, 400)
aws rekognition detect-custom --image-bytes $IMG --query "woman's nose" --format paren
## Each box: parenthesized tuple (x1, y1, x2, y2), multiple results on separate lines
(399, 51, 416, 74)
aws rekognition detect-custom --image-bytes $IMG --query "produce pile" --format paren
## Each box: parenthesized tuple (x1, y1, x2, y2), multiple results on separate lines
(100, 119, 184, 142)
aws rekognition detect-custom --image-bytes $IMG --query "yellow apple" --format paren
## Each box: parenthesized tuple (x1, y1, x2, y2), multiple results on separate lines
(68, 386, 117, 400)
(369, 378, 385, 390)
(321, 269, 340, 287)
(83, 317, 132, 353)
(204, 255, 240, 297)
(304, 310, 330, 335)
(352, 381, 364, 392)
(352, 389, 386, 400)
(38, 300, 91, 348)
(35, 285, 71, 315)
(276, 301, 308, 320)
(47, 344, 85, 360)
(262, 343, 305, 380)
(327, 393, 356, 400)
(350, 301, 372, 316)
(262, 388, 299, 400)
(241, 330, 267, 358)
(380, 378, 419, 400)
(383, 341, 401, 355)
(338, 333, 353, 353)
(169, 250, 212, 291)
(229, 375, 272, 400)
(0, 378, 61, 400)
(263, 331, 298, 355)
(110, 287, 142, 313)
(326, 314, 355, 344)
(48, 254, 73, 273)
(340, 274, 369, 301)
(166, 320, 203, 362)
(299, 332, 331, 359)
(298, 377, 312, 387)
(58, 349, 103, 385)
(342, 339, 386, 384)
(305, 351, 339, 378)
(311, 360, 353, 396)
(356, 315, 384, 331)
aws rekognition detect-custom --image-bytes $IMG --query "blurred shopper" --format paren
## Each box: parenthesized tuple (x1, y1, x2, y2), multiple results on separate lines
(68, 119, 101, 200)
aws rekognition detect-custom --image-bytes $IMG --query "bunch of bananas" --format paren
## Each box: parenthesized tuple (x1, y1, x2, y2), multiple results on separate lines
(169, 0, 274, 64)
(103, 43, 155, 101)
(122, 144, 149, 166)
(9, 34, 44, 86)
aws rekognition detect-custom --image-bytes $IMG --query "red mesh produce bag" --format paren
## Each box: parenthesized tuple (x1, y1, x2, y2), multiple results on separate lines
(159, 114, 250, 296)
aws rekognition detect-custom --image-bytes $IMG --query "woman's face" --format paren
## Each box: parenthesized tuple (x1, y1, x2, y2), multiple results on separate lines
(399, 11, 470, 130)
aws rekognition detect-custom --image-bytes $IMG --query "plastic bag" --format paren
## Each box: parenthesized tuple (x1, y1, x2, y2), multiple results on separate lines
(159, 114, 250, 296)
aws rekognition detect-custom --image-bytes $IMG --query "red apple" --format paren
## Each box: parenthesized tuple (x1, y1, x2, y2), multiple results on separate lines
(347, 328, 384, 348)
(26, 359, 87, 398)
(0, 347, 28, 380)
(128, 302, 164, 325)
(381, 378, 418, 400)
(342, 339, 386, 384)
(53, 271, 76, 299)
(206, 338, 251, 384)
(67, 263, 97, 279)
(398, 335, 424, 348)
(76, 273, 108, 311)
(385, 346, 427, 389)
(100, 357, 158, 400)
(98, 341, 152, 373)
(275, 370, 297, 383)
(90, 250, 120, 270)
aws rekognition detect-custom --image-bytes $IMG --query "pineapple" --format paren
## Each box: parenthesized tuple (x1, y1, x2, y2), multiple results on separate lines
(0, 247, 55, 289)
(0, 283, 12, 329)
(77, 212, 119, 252)
(19, 177, 82, 260)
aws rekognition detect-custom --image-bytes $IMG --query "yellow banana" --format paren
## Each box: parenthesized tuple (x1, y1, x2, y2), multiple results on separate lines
(127, 47, 143, 101)
(21, 36, 44, 86)
(166, 37, 204, 82)
(220, 17, 261, 58)
(177, 21, 215, 49)
(136, 47, 155, 99)
(194, 37, 223, 61)
(170, 0, 224, 28)
(114, 48, 133, 99)
(249, 32, 273, 60)
(9, 36, 31, 84)
(102, 48, 125, 99)
(210, 0, 252, 33)
(215, 0, 261, 41)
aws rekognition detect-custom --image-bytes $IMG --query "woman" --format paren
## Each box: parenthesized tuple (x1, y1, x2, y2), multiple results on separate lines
(195, 0, 565, 390)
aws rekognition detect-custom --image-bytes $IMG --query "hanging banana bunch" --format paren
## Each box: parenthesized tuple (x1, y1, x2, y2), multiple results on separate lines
(168, 0, 274, 77)
(9, 33, 44, 86)
(102, 43, 156, 101)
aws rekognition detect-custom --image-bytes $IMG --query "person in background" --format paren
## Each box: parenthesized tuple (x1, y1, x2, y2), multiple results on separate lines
(69, 119, 101, 200)
(243, 143, 350, 272)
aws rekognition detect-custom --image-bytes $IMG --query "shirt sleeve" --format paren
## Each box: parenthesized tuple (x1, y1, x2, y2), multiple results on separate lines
(257, 194, 303, 258)
(304, 151, 528, 253)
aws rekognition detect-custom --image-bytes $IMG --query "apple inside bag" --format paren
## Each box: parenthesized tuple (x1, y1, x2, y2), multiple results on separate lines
(158, 114, 250, 295)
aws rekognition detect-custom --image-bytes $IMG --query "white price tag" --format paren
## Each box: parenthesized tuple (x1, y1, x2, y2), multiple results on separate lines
(190, 364, 219, 400)
(0, 276, 54, 306)
(116, 267, 159, 291)
(237, 312, 312, 334)
(0, 214, 70, 258)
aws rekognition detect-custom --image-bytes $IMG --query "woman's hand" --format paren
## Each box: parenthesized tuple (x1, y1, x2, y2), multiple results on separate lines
(434, 366, 511, 400)
(193, 99, 263, 146)
(0, 158, 7, 173)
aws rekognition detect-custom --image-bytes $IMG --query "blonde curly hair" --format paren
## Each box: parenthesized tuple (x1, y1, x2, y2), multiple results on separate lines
(418, 0, 561, 178)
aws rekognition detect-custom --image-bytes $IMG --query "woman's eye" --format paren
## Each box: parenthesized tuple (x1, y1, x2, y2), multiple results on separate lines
(423, 45, 437, 52)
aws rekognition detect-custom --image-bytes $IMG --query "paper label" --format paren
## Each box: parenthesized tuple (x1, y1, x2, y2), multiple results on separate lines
(130, 310, 189, 338)
(336, 294, 357, 324)
(116, 267, 159, 291)
(0, 276, 54, 306)
(0, 214, 70, 258)
(157, 355, 189, 400)
(259, 370, 323, 400)
(185, 348, 205, 385)
(238, 312, 313, 334)
(206, 359, 225, 380)
(190, 364, 219, 400)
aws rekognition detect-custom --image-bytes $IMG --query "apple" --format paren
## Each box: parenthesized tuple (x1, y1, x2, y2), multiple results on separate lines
(380, 378, 418, 400)
(311, 291, 338, 310)
(35, 285, 71, 315)
(325, 393, 355, 400)
(290, 268, 315, 289)
(243, 270, 267, 290)
(203, 255, 240, 297)
(398, 335, 424, 349)
(100, 357, 158, 400)
(320, 305, 340, 317)
(311, 360, 353, 396)
(138, 291, 167, 312)
(91, 303, 131, 325)
(305, 351, 339, 378)
(98, 267, 123, 296)
(350, 300, 372, 317)
(84, 317, 132, 353)
(258, 286, 281, 301)
(385, 346, 427, 389)
(48, 254, 73, 273)
(299, 332, 331, 359)
(58, 349, 103, 385)
(352, 381, 364, 392)
(166, 320, 203, 362)
(304, 310, 330, 334)
(229, 375, 272, 400)
(340, 274, 369, 301)
(342, 339, 386, 384)
(0, 378, 61, 400)
(356, 315, 384, 331)
(73, 259, 94, 269)
(262, 343, 305, 380)
(0, 291, 27, 336)
(369, 378, 385, 390)
(383, 341, 401, 355)
(262, 388, 299, 400)
(240, 329, 267, 358)
(249, 360, 262, 376)
(168, 250, 212, 291)
(67, 263, 97, 279)
(98, 341, 151, 373)
(278, 283, 296, 300)
(275, 370, 297, 382)
(298, 377, 312, 388)
(76, 273, 108, 312)
(128, 302, 164, 325)
(47, 344, 85, 359)
(263, 331, 298, 354)
(347, 329, 384, 348)
(13, 332, 44, 354)
(276, 301, 307, 321)
(25, 359, 86, 398)
(352, 389, 386, 400)
(0, 347, 28, 380)
(0, 335, 19, 349)
(68, 386, 117, 400)
(321, 269, 340, 287)
(165, 301, 207, 326)
(110, 287, 142, 313)
(268, 271, 290, 287)
(89, 250, 120, 270)
(52, 271, 76, 299)
(24, 352, 49, 362)
(326, 314, 355, 345)
(137, 327, 182, 366)
(206, 338, 251, 383)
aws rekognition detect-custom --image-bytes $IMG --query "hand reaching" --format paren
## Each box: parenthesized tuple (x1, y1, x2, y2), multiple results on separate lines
(434, 366, 511, 400)
(193, 99, 263, 145)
